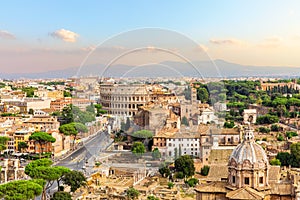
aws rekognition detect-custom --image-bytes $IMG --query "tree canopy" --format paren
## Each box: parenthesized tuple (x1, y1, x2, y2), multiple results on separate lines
(59, 122, 87, 149)
(0, 136, 9, 152)
(25, 159, 70, 199)
(0, 179, 45, 200)
(126, 187, 140, 200)
(132, 130, 153, 139)
(29, 132, 56, 158)
(131, 142, 146, 156)
(175, 155, 195, 177)
(18, 141, 28, 152)
(152, 148, 161, 160)
(51, 191, 72, 200)
(62, 171, 86, 192)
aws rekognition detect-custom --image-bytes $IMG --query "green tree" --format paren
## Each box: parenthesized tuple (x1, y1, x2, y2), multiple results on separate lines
(63, 91, 72, 97)
(152, 148, 161, 160)
(131, 142, 145, 157)
(224, 121, 235, 128)
(175, 172, 184, 179)
(86, 103, 95, 114)
(60, 105, 74, 125)
(167, 182, 174, 189)
(291, 142, 300, 167)
(256, 114, 279, 124)
(132, 130, 153, 139)
(181, 116, 189, 126)
(72, 105, 95, 124)
(29, 132, 56, 158)
(258, 126, 270, 133)
(94, 104, 107, 116)
(186, 178, 199, 187)
(277, 133, 284, 141)
(175, 155, 195, 177)
(25, 159, 70, 199)
(73, 122, 88, 133)
(147, 195, 159, 200)
(21, 87, 36, 97)
(200, 165, 210, 176)
(59, 122, 87, 150)
(276, 152, 291, 166)
(0, 179, 45, 200)
(18, 141, 28, 153)
(28, 108, 34, 115)
(0, 136, 9, 152)
(270, 158, 281, 166)
(62, 171, 86, 192)
(197, 88, 209, 103)
(51, 191, 72, 200)
(286, 131, 298, 139)
(126, 187, 139, 200)
(271, 124, 280, 132)
(159, 166, 170, 178)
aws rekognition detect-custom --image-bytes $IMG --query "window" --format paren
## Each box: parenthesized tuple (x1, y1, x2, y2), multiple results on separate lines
(245, 177, 250, 185)
(169, 151, 172, 156)
(168, 143, 172, 147)
(259, 177, 263, 184)
(232, 176, 236, 184)
(206, 138, 209, 142)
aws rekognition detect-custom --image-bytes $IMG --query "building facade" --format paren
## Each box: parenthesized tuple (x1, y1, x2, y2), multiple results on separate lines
(100, 83, 150, 116)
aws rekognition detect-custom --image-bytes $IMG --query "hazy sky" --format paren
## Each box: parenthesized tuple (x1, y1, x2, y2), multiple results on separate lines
(1, 0, 300, 73)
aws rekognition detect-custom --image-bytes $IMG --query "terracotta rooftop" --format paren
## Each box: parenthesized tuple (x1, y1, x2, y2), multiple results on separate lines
(195, 181, 229, 193)
(206, 164, 228, 181)
(226, 187, 265, 199)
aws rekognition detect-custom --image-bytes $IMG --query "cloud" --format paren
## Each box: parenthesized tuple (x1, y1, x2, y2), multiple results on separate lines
(50, 29, 79, 42)
(0, 30, 16, 39)
(209, 38, 244, 45)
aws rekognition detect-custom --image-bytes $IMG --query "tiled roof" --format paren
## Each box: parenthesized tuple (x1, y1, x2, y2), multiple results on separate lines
(206, 164, 228, 181)
(226, 187, 265, 199)
(195, 181, 228, 193)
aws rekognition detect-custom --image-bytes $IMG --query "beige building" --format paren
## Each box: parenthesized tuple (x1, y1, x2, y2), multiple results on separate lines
(72, 98, 94, 111)
(34, 89, 64, 99)
(23, 115, 60, 132)
(2, 98, 51, 113)
(50, 130, 71, 157)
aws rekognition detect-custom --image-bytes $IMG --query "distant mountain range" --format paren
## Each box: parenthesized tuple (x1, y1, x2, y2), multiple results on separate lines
(1, 59, 300, 79)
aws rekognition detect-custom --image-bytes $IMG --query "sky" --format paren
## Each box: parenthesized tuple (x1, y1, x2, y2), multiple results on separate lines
(1, 0, 300, 73)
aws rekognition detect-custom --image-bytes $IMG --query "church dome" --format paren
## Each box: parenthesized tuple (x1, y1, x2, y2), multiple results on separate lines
(230, 140, 268, 165)
(228, 125, 269, 189)
(229, 126, 268, 166)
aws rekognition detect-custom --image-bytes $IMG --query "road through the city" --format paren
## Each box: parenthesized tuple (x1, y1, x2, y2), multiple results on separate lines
(43, 131, 112, 199)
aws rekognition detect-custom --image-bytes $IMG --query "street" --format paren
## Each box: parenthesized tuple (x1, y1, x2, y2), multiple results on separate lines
(43, 131, 112, 199)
